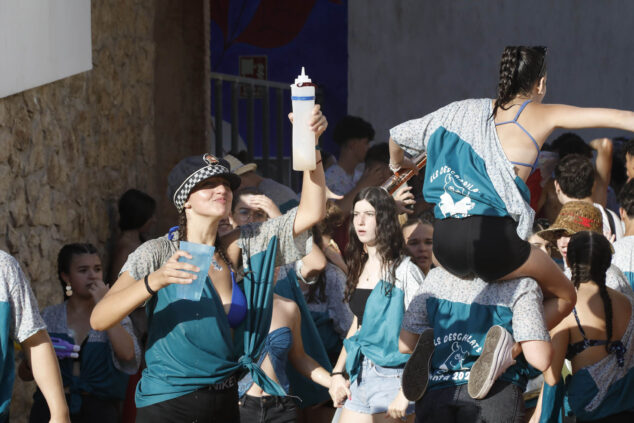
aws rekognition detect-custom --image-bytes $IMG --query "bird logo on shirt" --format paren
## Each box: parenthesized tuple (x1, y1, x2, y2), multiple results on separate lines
(438, 174, 476, 218)
(438, 341, 470, 372)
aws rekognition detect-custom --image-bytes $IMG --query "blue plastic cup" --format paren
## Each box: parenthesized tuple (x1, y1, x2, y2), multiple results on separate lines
(170, 241, 214, 301)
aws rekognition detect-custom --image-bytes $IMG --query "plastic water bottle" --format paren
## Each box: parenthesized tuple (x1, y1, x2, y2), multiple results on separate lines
(291, 67, 316, 170)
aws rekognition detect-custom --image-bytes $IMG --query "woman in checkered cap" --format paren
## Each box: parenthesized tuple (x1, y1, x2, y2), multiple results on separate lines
(91, 106, 328, 422)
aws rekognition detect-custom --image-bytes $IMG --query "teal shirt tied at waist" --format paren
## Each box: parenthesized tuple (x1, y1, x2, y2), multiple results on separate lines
(138, 239, 287, 407)
(37, 302, 141, 414)
(122, 209, 310, 408)
(344, 280, 411, 383)
(43, 333, 131, 414)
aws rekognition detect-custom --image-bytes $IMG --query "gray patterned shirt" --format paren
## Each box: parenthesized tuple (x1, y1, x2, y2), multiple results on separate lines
(402, 267, 549, 390)
(390, 98, 535, 239)
(41, 302, 141, 374)
(0, 250, 46, 343)
(121, 207, 311, 281)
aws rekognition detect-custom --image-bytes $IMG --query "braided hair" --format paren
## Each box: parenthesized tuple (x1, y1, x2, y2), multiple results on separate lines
(566, 231, 614, 352)
(492, 46, 547, 118)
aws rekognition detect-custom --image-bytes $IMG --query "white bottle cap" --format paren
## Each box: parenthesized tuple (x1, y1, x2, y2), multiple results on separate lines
(294, 67, 312, 85)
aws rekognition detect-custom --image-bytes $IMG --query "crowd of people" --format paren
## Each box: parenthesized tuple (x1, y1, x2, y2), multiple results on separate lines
(2, 45, 634, 423)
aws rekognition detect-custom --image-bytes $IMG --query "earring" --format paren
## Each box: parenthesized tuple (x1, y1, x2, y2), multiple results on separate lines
(65, 284, 73, 297)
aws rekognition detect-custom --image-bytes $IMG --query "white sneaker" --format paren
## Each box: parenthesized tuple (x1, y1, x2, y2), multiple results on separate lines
(468, 325, 516, 399)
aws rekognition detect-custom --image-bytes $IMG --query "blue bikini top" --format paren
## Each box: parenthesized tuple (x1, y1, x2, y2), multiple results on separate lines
(227, 271, 247, 329)
(566, 307, 626, 367)
(495, 100, 540, 171)
(167, 227, 246, 329)
(237, 327, 293, 397)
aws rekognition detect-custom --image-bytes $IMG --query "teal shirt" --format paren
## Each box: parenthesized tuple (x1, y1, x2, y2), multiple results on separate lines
(39, 303, 140, 414)
(344, 258, 424, 382)
(402, 267, 550, 392)
(120, 209, 310, 407)
(390, 98, 536, 239)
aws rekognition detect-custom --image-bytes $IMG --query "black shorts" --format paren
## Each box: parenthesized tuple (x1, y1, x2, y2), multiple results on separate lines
(433, 216, 531, 282)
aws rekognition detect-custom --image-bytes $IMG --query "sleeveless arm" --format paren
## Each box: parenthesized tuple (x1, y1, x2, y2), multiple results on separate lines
(542, 103, 634, 132)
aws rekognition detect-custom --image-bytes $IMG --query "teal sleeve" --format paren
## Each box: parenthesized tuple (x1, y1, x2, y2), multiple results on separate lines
(538, 379, 565, 423)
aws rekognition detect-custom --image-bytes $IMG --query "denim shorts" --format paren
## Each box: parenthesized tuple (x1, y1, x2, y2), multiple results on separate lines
(344, 356, 415, 415)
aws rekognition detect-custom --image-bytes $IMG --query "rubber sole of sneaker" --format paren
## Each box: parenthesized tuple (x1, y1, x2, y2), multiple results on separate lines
(468, 325, 509, 399)
(402, 328, 434, 401)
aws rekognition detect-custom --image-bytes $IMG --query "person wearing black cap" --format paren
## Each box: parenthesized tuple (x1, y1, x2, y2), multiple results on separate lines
(91, 106, 328, 422)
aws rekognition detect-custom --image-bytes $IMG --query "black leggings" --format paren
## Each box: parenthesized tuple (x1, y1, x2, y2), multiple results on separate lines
(433, 216, 531, 282)
(135, 384, 240, 423)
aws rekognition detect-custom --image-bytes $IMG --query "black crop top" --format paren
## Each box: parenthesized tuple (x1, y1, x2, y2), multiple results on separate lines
(349, 288, 372, 326)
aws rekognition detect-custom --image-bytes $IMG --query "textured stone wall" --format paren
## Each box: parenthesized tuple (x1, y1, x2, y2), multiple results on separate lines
(0, 1, 209, 420)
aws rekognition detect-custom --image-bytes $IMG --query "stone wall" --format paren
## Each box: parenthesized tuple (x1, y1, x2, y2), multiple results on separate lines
(1, 1, 209, 420)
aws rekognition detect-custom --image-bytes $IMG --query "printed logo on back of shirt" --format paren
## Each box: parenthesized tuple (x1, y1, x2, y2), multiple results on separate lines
(435, 172, 476, 218)
(430, 331, 483, 383)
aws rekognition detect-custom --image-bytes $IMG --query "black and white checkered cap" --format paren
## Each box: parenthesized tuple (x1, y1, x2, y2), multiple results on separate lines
(167, 154, 241, 212)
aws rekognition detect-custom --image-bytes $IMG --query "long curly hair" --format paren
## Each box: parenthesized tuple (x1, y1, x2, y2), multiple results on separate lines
(492, 46, 547, 118)
(566, 231, 614, 353)
(344, 187, 406, 301)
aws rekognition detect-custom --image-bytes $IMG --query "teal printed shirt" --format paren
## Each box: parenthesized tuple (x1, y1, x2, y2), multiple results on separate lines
(344, 257, 424, 382)
(0, 251, 47, 422)
(402, 267, 549, 391)
(390, 98, 534, 240)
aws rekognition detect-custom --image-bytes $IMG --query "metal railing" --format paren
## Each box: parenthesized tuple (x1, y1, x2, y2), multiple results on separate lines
(210, 72, 295, 187)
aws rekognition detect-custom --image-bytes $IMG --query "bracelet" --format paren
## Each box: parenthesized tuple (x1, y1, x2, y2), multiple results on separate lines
(389, 162, 402, 173)
(331, 371, 345, 377)
(144, 274, 157, 296)
(316, 159, 322, 165)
